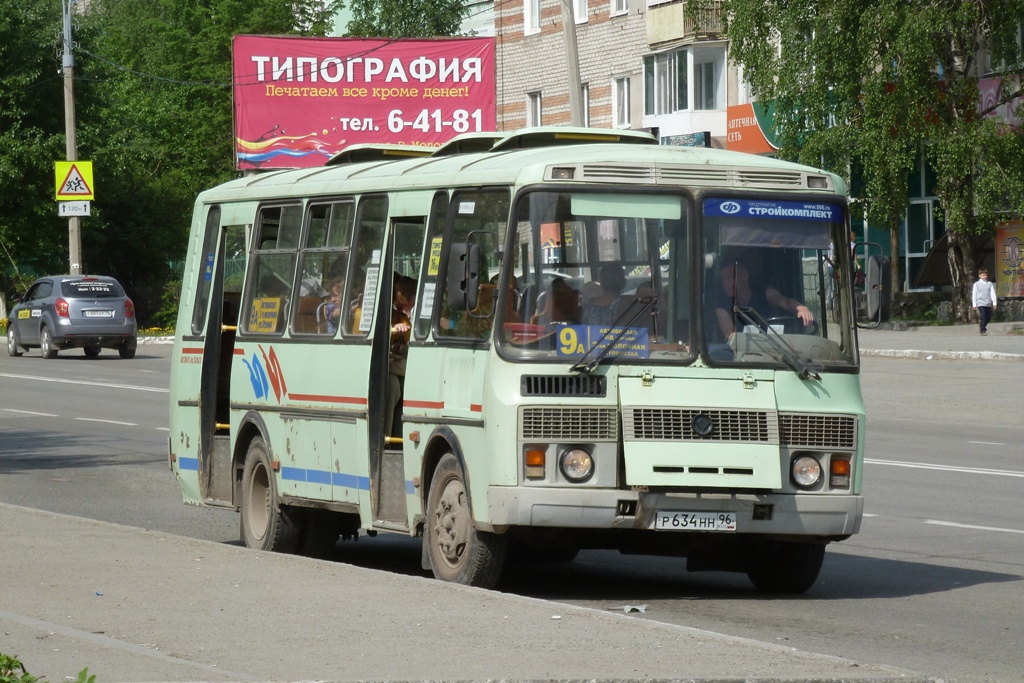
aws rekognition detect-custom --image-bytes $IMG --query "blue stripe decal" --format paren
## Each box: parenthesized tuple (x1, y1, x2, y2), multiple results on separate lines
(332, 472, 371, 490)
(280, 467, 382, 492)
(178, 457, 199, 471)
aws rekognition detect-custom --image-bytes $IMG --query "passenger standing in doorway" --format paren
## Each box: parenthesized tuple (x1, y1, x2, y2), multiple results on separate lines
(972, 268, 997, 336)
(386, 276, 416, 438)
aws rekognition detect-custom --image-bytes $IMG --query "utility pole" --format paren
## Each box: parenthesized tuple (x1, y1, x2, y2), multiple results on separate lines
(62, 0, 82, 275)
(560, 0, 583, 126)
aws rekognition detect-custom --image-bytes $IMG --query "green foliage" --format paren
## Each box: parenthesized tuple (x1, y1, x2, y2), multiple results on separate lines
(345, 0, 469, 37)
(0, 653, 39, 683)
(0, 0, 343, 329)
(72, 668, 95, 683)
(702, 0, 1024, 321)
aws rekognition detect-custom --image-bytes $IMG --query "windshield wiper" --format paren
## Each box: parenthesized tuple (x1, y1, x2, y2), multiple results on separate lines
(570, 296, 656, 374)
(732, 305, 821, 381)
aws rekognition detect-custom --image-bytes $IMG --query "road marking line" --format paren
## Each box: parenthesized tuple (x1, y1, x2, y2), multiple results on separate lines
(0, 372, 168, 393)
(155, 426, 169, 431)
(74, 417, 137, 426)
(924, 520, 1024, 535)
(967, 440, 1006, 446)
(1, 408, 59, 417)
(866, 458, 1024, 478)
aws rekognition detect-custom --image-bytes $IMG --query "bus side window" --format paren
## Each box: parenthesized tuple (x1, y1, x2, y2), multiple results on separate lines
(292, 201, 354, 336)
(344, 195, 388, 337)
(435, 187, 510, 341)
(241, 204, 301, 336)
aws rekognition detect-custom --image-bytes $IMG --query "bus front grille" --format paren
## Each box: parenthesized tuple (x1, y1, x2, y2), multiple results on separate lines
(520, 407, 618, 441)
(780, 413, 856, 449)
(521, 375, 607, 397)
(623, 408, 778, 443)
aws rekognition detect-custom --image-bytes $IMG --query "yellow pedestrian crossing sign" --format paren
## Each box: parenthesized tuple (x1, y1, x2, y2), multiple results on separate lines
(55, 161, 94, 201)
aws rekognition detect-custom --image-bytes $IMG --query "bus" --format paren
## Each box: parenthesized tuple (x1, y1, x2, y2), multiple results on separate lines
(169, 127, 880, 594)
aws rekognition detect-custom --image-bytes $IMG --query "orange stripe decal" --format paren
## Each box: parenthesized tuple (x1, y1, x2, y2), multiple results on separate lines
(404, 400, 444, 410)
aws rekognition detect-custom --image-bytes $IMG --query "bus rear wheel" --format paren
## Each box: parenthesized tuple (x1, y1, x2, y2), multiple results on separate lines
(744, 539, 825, 594)
(425, 453, 507, 588)
(240, 436, 300, 553)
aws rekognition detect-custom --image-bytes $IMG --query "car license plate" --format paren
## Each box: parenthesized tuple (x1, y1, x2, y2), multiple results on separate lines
(654, 511, 736, 531)
(84, 310, 114, 318)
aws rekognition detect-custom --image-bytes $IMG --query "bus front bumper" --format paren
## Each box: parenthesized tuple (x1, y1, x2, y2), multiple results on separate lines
(486, 487, 862, 538)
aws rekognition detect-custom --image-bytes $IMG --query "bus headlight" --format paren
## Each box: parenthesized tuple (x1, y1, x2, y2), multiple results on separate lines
(791, 455, 822, 488)
(559, 448, 594, 483)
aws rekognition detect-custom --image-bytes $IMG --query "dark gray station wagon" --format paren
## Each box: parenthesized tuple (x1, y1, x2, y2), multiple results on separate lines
(6, 275, 138, 359)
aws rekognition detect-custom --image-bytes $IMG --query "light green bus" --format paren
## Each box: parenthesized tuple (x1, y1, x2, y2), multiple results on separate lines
(169, 127, 877, 593)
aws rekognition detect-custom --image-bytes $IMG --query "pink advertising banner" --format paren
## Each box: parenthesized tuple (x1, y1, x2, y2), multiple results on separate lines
(232, 35, 495, 170)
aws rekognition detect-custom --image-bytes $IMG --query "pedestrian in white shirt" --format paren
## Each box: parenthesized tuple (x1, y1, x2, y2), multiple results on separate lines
(971, 268, 997, 336)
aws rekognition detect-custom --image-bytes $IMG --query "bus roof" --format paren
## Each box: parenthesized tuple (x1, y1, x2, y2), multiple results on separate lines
(203, 127, 846, 203)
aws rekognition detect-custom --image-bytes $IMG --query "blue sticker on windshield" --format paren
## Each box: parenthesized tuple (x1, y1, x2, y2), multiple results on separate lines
(554, 325, 650, 359)
(704, 199, 841, 221)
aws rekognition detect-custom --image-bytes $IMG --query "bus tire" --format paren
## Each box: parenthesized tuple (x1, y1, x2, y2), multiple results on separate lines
(425, 452, 507, 588)
(744, 539, 825, 594)
(240, 436, 300, 553)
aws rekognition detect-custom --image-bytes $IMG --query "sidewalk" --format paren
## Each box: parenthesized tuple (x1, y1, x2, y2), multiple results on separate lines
(857, 321, 1024, 361)
(0, 504, 936, 683)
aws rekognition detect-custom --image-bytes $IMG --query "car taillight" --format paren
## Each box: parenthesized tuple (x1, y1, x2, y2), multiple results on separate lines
(55, 298, 70, 317)
(125, 298, 135, 318)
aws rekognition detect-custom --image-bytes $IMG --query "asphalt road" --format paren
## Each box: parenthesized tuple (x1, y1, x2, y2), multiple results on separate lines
(1, 341, 1021, 682)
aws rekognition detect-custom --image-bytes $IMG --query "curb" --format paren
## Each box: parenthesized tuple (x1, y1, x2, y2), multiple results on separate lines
(860, 348, 1024, 361)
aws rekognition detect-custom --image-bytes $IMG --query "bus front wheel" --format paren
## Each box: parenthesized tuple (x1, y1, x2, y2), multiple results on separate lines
(425, 453, 507, 588)
(744, 539, 825, 594)
(240, 436, 301, 553)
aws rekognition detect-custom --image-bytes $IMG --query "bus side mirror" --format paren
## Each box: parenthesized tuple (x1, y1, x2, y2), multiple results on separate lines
(865, 254, 891, 323)
(446, 242, 480, 312)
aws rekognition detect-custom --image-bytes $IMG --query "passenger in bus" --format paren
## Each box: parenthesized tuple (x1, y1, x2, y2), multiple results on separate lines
(323, 277, 344, 334)
(386, 276, 416, 438)
(714, 259, 813, 341)
(530, 277, 581, 326)
(582, 264, 627, 326)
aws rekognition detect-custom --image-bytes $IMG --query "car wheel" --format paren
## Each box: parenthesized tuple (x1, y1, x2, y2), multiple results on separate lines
(119, 338, 137, 359)
(84, 346, 101, 358)
(425, 452, 507, 587)
(40, 326, 58, 359)
(6, 327, 23, 357)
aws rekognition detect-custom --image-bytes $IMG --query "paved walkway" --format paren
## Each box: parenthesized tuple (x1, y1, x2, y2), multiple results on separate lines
(857, 321, 1024, 361)
(1, 504, 937, 683)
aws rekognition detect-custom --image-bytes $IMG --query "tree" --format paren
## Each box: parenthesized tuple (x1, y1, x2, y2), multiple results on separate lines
(0, 0, 341, 322)
(701, 0, 1024, 321)
(345, 0, 469, 37)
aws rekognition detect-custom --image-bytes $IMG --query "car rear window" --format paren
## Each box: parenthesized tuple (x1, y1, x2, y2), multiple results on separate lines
(61, 279, 124, 298)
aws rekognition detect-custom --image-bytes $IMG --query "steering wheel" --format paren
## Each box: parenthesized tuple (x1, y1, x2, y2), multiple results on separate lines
(763, 315, 820, 336)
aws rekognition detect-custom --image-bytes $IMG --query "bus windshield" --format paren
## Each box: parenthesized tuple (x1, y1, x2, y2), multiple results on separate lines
(701, 197, 856, 370)
(497, 189, 692, 364)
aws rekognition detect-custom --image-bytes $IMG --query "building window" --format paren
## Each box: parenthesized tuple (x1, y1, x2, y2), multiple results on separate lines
(613, 76, 631, 127)
(527, 92, 543, 127)
(525, 0, 540, 34)
(612, 0, 628, 15)
(581, 84, 591, 126)
(574, 0, 588, 22)
(693, 59, 718, 110)
(644, 50, 687, 115)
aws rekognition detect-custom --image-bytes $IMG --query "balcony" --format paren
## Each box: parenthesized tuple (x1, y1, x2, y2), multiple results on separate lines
(647, 0, 723, 47)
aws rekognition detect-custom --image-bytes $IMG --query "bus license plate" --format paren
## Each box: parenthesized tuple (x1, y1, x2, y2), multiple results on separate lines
(654, 511, 736, 531)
